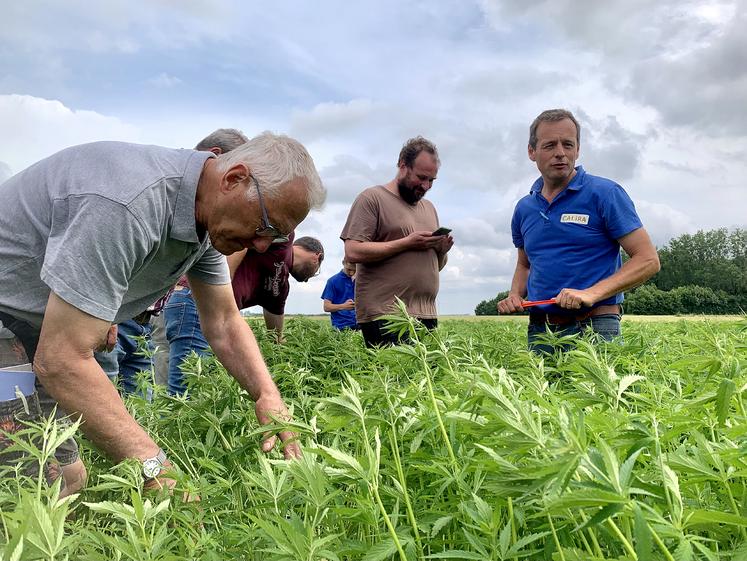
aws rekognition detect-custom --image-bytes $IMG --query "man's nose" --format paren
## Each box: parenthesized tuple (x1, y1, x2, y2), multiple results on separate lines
(251, 237, 273, 253)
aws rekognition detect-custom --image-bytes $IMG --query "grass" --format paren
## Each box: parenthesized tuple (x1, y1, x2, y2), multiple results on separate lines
(1, 313, 746, 560)
(287, 313, 745, 323)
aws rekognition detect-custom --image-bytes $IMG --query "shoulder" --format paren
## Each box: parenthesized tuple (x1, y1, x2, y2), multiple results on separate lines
(354, 185, 388, 203)
(581, 171, 626, 195)
(421, 198, 437, 212)
(513, 191, 537, 216)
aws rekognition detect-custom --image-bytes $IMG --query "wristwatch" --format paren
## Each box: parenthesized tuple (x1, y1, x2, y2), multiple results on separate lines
(142, 449, 168, 480)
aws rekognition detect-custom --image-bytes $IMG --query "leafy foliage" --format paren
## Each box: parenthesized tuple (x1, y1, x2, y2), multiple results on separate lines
(1, 316, 747, 560)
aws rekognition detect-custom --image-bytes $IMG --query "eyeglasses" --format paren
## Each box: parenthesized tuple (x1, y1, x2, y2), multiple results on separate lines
(251, 174, 290, 243)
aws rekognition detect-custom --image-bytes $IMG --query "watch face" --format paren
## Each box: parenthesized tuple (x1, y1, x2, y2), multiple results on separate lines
(143, 458, 161, 479)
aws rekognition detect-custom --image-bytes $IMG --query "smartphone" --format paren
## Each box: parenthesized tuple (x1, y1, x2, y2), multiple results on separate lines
(432, 227, 452, 236)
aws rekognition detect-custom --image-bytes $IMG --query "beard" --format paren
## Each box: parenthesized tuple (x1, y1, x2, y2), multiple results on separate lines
(397, 178, 424, 205)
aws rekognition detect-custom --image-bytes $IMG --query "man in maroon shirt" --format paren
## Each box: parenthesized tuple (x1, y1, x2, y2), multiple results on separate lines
(166, 235, 323, 395)
(228, 235, 324, 343)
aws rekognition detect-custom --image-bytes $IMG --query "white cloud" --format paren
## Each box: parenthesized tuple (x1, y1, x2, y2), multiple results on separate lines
(3, 1, 746, 316)
(0, 162, 12, 184)
(291, 99, 385, 143)
(634, 200, 696, 247)
(148, 73, 183, 89)
(0, 95, 140, 174)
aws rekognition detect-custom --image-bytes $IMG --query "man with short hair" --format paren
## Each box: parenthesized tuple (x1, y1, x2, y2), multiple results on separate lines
(0, 131, 325, 494)
(321, 259, 358, 330)
(166, 234, 324, 395)
(341, 136, 453, 347)
(497, 109, 660, 352)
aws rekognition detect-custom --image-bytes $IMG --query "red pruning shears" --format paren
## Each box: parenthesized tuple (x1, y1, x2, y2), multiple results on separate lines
(521, 298, 557, 308)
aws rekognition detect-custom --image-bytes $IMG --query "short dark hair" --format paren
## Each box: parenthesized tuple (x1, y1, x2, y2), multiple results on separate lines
(528, 109, 580, 149)
(194, 128, 248, 153)
(293, 236, 324, 264)
(397, 136, 440, 168)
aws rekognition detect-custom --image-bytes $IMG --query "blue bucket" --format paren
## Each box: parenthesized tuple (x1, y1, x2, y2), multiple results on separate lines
(0, 364, 36, 401)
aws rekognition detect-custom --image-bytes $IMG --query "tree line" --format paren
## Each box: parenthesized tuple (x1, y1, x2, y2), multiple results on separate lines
(475, 228, 747, 315)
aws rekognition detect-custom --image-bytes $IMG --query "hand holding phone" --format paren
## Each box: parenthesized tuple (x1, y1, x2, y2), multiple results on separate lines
(432, 227, 452, 236)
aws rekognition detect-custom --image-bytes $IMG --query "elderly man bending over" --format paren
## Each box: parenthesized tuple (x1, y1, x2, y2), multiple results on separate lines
(0, 132, 325, 494)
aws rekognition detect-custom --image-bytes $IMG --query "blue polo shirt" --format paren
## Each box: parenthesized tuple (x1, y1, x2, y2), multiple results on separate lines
(321, 270, 357, 329)
(511, 166, 642, 314)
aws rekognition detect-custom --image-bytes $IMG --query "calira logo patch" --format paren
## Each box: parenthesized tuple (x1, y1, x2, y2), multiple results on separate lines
(560, 213, 589, 225)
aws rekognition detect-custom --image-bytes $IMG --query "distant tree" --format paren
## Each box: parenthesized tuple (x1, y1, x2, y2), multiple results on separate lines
(625, 285, 741, 315)
(624, 285, 680, 315)
(653, 228, 747, 295)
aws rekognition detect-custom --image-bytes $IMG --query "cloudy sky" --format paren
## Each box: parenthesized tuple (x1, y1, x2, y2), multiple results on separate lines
(2, 0, 745, 315)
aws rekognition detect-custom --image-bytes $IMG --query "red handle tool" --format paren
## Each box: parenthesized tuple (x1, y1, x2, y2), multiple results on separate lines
(521, 299, 557, 308)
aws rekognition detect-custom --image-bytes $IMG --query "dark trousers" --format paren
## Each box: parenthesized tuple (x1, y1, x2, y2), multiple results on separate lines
(0, 311, 39, 362)
(359, 318, 438, 348)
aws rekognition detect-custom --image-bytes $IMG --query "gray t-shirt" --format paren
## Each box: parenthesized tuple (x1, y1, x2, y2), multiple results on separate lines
(0, 141, 230, 327)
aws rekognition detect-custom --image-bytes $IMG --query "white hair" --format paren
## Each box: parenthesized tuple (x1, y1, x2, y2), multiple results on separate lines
(215, 131, 326, 209)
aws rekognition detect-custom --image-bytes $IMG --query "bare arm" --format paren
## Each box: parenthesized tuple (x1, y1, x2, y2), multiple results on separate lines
(227, 249, 249, 279)
(262, 309, 285, 344)
(34, 293, 161, 463)
(497, 249, 531, 314)
(344, 232, 443, 264)
(554, 227, 660, 309)
(323, 298, 355, 312)
(188, 277, 300, 458)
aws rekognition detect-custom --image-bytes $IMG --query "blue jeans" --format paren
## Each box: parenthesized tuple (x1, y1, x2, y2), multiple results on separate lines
(94, 319, 154, 400)
(528, 314, 622, 354)
(163, 288, 209, 396)
(94, 319, 153, 401)
(116, 319, 155, 398)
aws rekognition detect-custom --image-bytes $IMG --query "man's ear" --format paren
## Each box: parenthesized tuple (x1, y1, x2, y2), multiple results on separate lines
(527, 144, 536, 162)
(222, 164, 251, 192)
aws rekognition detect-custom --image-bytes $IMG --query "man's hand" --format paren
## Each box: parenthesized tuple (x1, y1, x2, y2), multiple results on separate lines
(554, 288, 599, 310)
(403, 231, 444, 251)
(340, 299, 355, 310)
(497, 293, 525, 314)
(255, 392, 302, 460)
(96, 324, 118, 352)
(143, 461, 177, 493)
(435, 235, 454, 255)
(142, 462, 199, 502)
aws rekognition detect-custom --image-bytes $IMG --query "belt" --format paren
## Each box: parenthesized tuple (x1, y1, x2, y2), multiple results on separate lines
(529, 304, 620, 326)
(131, 310, 154, 325)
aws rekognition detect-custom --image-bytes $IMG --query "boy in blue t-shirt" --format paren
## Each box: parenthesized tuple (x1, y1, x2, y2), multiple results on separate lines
(321, 260, 358, 330)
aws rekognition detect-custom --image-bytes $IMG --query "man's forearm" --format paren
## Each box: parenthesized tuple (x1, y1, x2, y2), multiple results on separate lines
(345, 239, 408, 264)
(34, 353, 159, 462)
(324, 301, 350, 312)
(206, 315, 279, 400)
(509, 265, 530, 298)
(585, 253, 660, 303)
(263, 310, 285, 341)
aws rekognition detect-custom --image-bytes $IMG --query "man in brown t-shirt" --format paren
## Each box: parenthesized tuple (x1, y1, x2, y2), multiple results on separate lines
(340, 136, 454, 347)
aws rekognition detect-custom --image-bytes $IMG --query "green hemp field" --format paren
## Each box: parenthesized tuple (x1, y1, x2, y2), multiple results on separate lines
(2, 314, 747, 560)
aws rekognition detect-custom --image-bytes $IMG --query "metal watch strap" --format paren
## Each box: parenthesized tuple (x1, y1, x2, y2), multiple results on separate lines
(142, 448, 168, 480)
